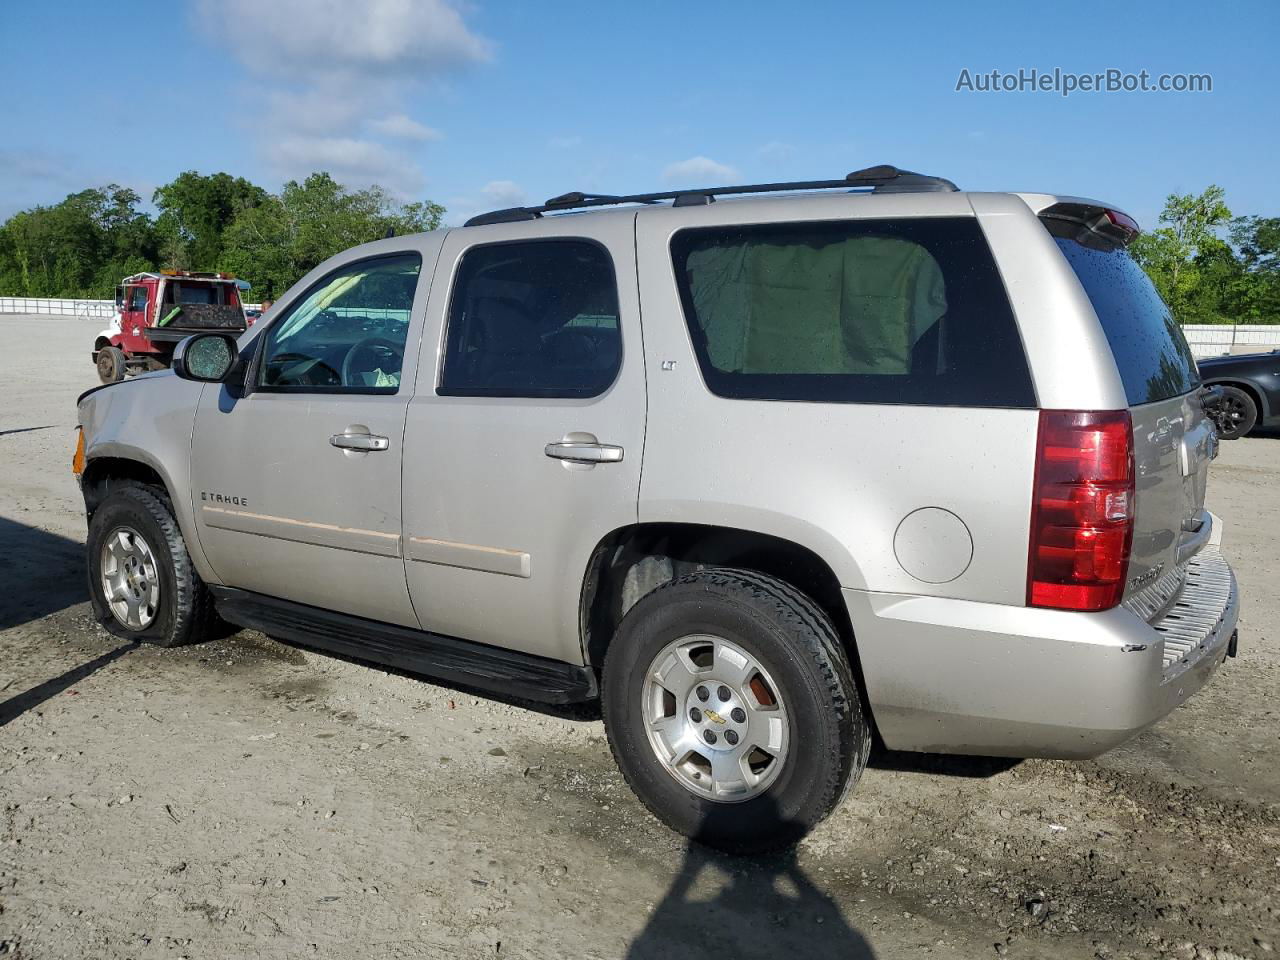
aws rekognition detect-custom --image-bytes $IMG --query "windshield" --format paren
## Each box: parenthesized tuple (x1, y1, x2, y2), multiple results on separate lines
(1053, 235, 1200, 405)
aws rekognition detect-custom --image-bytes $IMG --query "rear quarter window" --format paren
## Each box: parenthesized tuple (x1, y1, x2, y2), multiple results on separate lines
(670, 217, 1035, 407)
(1051, 233, 1200, 405)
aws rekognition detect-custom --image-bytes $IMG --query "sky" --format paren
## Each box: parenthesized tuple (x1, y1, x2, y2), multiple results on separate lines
(1, 0, 1277, 228)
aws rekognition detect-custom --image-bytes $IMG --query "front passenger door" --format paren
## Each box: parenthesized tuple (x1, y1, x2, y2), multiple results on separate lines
(190, 251, 427, 626)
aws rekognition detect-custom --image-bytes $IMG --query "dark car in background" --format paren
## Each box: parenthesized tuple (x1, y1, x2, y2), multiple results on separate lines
(1197, 350, 1280, 439)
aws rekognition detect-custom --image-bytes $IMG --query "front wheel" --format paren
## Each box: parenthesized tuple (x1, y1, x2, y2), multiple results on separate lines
(86, 481, 223, 647)
(602, 568, 871, 854)
(96, 346, 126, 384)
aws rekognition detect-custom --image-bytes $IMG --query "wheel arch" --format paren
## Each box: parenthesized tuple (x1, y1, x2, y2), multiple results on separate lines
(81, 454, 175, 520)
(578, 522, 872, 717)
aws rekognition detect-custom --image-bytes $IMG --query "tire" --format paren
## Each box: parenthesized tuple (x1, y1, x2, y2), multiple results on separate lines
(86, 480, 223, 647)
(602, 567, 871, 854)
(1216, 386, 1258, 440)
(96, 346, 126, 384)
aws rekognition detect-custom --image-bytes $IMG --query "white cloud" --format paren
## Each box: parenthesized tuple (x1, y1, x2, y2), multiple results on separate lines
(197, 0, 492, 79)
(758, 141, 796, 162)
(442, 181, 529, 226)
(370, 113, 443, 142)
(265, 86, 366, 136)
(266, 136, 425, 197)
(662, 156, 739, 185)
(196, 0, 490, 200)
(481, 180, 527, 207)
(548, 135, 583, 150)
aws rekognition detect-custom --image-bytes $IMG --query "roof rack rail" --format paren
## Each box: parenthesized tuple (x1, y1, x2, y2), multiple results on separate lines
(464, 164, 958, 226)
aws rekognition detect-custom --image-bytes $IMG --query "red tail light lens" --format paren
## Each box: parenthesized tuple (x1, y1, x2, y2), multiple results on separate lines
(1027, 410, 1135, 612)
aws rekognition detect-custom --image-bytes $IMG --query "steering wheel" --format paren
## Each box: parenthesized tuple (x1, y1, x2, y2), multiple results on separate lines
(341, 337, 404, 387)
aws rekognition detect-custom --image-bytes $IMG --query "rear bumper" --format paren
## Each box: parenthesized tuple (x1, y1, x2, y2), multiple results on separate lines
(845, 548, 1239, 759)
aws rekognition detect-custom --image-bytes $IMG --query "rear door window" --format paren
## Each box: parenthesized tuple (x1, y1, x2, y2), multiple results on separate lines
(1050, 234, 1199, 404)
(440, 240, 621, 398)
(669, 218, 1035, 407)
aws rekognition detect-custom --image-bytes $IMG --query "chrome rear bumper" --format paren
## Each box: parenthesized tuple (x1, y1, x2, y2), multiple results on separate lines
(1149, 547, 1236, 678)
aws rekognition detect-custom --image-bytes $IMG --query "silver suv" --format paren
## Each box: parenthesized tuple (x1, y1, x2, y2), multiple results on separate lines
(75, 165, 1240, 853)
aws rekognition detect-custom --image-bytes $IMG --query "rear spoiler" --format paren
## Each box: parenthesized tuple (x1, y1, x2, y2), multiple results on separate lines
(1038, 201, 1140, 249)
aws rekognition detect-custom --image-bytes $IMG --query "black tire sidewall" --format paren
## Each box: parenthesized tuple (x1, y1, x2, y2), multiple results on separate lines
(97, 347, 125, 384)
(603, 579, 855, 851)
(86, 492, 181, 644)
(1219, 386, 1257, 439)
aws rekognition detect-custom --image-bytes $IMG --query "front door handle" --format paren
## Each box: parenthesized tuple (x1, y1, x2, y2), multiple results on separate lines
(330, 432, 389, 452)
(544, 440, 624, 464)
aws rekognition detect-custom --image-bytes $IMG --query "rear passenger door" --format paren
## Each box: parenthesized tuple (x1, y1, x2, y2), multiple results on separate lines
(403, 218, 645, 665)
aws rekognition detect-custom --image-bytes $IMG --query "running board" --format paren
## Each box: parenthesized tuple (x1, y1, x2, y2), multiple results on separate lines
(209, 586, 597, 704)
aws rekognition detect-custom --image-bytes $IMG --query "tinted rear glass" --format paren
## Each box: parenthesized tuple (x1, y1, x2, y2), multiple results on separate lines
(670, 218, 1035, 407)
(440, 240, 621, 398)
(1052, 235, 1199, 405)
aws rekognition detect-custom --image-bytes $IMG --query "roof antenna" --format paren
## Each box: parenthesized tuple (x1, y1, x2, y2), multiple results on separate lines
(384, 226, 396, 239)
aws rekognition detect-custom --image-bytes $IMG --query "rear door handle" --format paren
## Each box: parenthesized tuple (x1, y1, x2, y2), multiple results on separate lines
(330, 432, 389, 452)
(544, 440, 624, 464)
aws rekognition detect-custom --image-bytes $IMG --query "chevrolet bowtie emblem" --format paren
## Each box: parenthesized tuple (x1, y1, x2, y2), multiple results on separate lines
(704, 709, 727, 725)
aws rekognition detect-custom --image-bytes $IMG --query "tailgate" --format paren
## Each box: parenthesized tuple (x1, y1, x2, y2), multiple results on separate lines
(1045, 214, 1210, 617)
(1127, 392, 1216, 609)
(156, 302, 246, 331)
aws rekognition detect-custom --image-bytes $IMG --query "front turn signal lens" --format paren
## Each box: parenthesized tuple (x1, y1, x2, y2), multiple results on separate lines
(72, 427, 85, 476)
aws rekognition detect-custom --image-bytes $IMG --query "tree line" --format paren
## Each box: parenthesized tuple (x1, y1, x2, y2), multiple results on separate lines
(0, 171, 443, 302)
(1131, 186, 1280, 325)
(1, 172, 1276, 324)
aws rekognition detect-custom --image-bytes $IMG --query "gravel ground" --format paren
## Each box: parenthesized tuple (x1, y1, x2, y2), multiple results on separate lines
(1, 315, 1277, 960)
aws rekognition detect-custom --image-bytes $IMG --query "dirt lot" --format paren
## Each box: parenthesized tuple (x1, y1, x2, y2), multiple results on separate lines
(1, 314, 1277, 960)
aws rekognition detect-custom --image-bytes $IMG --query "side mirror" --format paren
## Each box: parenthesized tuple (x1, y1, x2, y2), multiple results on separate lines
(173, 333, 238, 383)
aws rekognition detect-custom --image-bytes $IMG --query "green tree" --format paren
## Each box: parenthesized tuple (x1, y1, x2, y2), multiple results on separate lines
(0, 185, 160, 297)
(0, 169, 444, 300)
(1225, 216, 1280, 321)
(152, 171, 268, 270)
(1130, 185, 1233, 321)
(220, 172, 444, 299)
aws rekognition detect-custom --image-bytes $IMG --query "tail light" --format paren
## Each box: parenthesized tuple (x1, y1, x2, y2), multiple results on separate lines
(1027, 410, 1135, 612)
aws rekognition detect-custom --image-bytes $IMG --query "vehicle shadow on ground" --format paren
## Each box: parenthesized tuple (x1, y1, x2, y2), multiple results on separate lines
(625, 798, 876, 959)
(869, 743, 1020, 777)
(0, 515, 88, 630)
(0, 641, 137, 727)
(0, 425, 55, 438)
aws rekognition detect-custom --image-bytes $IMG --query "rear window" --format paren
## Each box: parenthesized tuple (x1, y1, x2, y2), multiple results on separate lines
(1052, 235, 1200, 405)
(670, 218, 1035, 407)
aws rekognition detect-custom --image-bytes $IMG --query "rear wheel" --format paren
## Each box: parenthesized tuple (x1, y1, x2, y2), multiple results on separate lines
(602, 568, 870, 854)
(96, 346, 126, 384)
(1217, 386, 1258, 440)
(86, 481, 223, 647)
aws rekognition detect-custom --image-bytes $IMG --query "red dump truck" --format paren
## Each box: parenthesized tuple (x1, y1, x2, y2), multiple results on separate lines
(92, 270, 248, 383)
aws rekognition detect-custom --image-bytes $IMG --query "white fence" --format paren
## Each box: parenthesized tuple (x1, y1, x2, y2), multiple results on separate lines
(1183, 324, 1280, 358)
(0, 297, 263, 319)
(0, 296, 117, 319)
